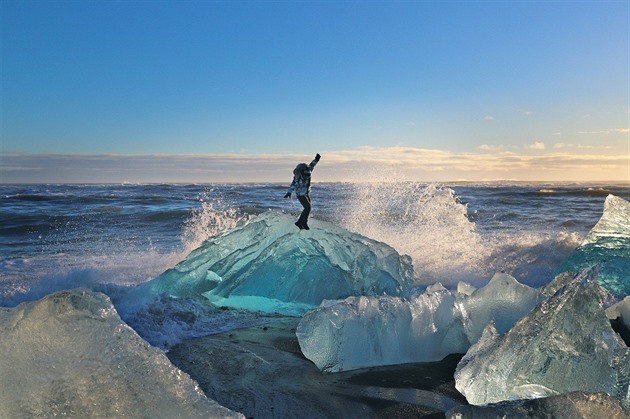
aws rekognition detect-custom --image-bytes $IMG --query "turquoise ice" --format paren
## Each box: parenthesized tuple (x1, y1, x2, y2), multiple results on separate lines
(123, 211, 414, 315)
(556, 194, 630, 298)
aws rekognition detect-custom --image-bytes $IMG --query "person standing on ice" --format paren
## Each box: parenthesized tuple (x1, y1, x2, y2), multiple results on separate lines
(284, 153, 321, 230)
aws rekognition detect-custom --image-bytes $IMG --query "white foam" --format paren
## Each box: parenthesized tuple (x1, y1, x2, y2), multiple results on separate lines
(339, 175, 581, 287)
(181, 193, 246, 252)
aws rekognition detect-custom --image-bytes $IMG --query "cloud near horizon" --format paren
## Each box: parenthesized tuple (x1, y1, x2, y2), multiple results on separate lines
(525, 141, 546, 150)
(1, 146, 628, 183)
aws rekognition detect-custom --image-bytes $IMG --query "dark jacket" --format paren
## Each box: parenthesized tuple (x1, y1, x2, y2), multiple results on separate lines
(286, 157, 319, 197)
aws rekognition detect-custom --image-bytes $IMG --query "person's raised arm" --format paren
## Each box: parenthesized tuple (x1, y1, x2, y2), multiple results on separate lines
(309, 153, 321, 170)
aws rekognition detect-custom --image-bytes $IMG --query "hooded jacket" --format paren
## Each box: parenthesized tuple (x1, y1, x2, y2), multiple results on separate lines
(286, 157, 319, 197)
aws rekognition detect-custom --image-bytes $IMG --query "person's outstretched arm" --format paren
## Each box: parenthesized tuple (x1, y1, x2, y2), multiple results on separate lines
(309, 153, 321, 170)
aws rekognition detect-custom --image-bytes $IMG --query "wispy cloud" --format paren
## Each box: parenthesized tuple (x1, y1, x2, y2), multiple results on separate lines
(483, 115, 494, 121)
(577, 130, 611, 135)
(577, 128, 629, 135)
(554, 143, 613, 150)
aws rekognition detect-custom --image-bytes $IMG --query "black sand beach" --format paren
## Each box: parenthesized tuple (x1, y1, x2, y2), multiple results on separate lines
(167, 318, 467, 418)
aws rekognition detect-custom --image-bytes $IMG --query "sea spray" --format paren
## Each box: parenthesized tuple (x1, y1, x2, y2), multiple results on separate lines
(338, 176, 582, 287)
(181, 192, 246, 253)
(0, 190, 246, 307)
(340, 178, 489, 285)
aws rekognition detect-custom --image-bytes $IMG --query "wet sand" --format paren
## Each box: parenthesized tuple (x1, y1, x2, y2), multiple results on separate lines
(167, 318, 467, 418)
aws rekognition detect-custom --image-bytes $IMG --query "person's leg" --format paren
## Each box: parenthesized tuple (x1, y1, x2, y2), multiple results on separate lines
(297, 194, 311, 228)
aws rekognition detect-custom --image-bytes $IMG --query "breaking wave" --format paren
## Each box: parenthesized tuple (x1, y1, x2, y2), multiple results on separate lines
(339, 175, 580, 287)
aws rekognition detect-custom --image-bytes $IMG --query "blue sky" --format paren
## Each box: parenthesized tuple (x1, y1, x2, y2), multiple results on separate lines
(1, 1, 628, 183)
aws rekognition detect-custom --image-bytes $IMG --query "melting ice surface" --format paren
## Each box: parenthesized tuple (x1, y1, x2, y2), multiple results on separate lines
(557, 194, 630, 298)
(296, 273, 542, 373)
(0, 289, 242, 418)
(454, 267, 630, 408)
(121, 211, 413, 316)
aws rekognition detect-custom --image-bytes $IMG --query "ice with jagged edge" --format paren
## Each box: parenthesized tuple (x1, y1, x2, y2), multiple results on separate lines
(120, 211, 413, 316)
(296, 272, 541, 372)
(556, 194, 630, 298)
(0, 289, 242, 418)
(454, 266, 630, 408)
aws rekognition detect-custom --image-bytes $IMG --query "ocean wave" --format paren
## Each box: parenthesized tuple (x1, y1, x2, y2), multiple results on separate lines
(534, 188, 618, 198)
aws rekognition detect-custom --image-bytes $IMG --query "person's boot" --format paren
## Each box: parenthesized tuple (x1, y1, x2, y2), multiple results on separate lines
(302, 222, 310, 230)
(295, 221, 304, 230)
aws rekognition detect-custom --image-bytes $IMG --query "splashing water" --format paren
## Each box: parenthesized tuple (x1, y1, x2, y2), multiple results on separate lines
(340, 178, 490, 285)
(181, 194, 245, 253)
(0, 191, 246, 306)
(338, 169, 582, 287)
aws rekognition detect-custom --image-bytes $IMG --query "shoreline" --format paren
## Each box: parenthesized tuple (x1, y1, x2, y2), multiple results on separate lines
(166, 317, 467, 418)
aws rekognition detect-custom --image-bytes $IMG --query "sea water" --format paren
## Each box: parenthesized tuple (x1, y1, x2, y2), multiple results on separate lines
(2, 182, 629, 304)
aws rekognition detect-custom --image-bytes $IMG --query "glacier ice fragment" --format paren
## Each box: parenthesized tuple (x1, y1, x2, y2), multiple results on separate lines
(297, 286, 467, 372)
(457, 272, 541, 340)
(454, 266, 630, 407)
(297, 272, 541, 372)
(124, 211, 413, 315)
(556, 194, 630, 298)
(457, 281, 477, 296)
(0, 289, 242, 418)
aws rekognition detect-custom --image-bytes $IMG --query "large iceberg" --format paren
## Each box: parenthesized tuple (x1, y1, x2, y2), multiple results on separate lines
(454, 267, 630, 408)
(0, 289, 242, 418)
(297, 273, 541, 372)
(123, 211, 413, 315)
(556, 194, 630, 298)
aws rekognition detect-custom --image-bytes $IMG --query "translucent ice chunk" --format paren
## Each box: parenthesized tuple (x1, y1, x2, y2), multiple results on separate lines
(0, 290, 242, 418)
(457, 272, 541, 340)
(296, 286, 468, 372)
(457, 281, 477, 296)
(297, 273, 541, 373)
(556, 194, 630, 298)
(123, 211, 413, 315)
(455, 267, 630, 407)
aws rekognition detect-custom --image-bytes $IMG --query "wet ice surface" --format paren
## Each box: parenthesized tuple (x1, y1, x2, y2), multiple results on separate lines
(558, 194, 630, 298)
(296, 273, 541, 373)
(0, 290, 242, 418)
(121, 211, 413, 316)
(454, 267, 629, 408)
